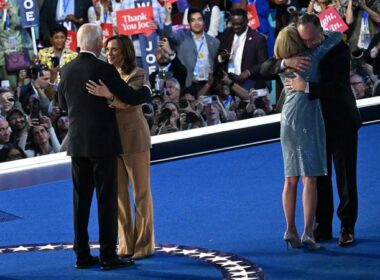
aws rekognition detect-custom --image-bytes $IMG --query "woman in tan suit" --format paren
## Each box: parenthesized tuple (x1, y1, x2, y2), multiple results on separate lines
(88, 35, 154, 259)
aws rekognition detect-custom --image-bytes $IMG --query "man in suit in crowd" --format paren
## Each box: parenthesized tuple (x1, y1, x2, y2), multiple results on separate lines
(39, 0, 92, 46)
(149, 37, 188, 92)
(260, 14, 361, 247)
(217, 8, 268, 90)
(58, 23, 151, 270)
(162, 3, 220, 89)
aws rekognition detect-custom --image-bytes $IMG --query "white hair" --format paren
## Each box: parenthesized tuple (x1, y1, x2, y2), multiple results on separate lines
(166, 77, 181, 91)
(77, 23, 102, 51)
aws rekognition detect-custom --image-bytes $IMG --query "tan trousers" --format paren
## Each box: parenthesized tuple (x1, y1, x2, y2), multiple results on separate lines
(117, 150, 155, 258)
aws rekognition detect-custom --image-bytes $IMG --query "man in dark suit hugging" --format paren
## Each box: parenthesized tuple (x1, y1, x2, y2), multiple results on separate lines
(58, 23, 151, 270)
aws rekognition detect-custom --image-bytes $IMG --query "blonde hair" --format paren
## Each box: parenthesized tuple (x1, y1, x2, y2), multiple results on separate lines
(274, 24, 306, 59)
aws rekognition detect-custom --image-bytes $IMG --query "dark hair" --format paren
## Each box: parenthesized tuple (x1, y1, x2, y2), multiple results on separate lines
(0, 87, 12, 95)
(0, 146, 27, 162)
(50, 25, 68, 38)
(187, 8, 204, 23)
(104, 35, 136, 75)
(297, 13, 322, 29)
(230, 8, 248, 20)
(180, 86, 198, 99)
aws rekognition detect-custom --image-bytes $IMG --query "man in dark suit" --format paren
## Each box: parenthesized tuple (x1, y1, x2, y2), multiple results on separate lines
(39, 0, 92, 46)
(217, 8, 268, 90)
(149, 37, 188, 92)
(58, 23, 151, 270)
(260, 14, 362, 247)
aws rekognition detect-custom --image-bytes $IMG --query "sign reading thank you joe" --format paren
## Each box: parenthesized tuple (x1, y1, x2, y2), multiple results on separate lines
(116, 7, 154, 36)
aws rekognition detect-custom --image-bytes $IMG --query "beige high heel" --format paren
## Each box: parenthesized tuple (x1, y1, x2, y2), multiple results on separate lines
(284, 231, 303, 248)
(301, 233, 320, 250)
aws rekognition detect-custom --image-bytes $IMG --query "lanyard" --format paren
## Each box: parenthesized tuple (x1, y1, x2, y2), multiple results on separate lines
(103, 11, 108, 23)
(196, 39, 204, 58)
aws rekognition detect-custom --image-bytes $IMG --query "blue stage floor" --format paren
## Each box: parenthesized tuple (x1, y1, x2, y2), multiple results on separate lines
(1, 123, 380, 279)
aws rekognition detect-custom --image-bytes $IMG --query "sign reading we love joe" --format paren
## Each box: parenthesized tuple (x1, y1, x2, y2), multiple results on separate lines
(116, 7, 154, 36)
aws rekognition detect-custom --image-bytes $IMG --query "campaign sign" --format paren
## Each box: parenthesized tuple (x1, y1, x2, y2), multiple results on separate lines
(101, 23, 114, 41)
(116, 7, 154, 36)
(0, 0, 7, 10)
(18, 0, 39, 28)
(247, 3, 260, 30)
(65, 30, 77, 52)
(157, 0, 176, 7)
(319, 6, 348, 33)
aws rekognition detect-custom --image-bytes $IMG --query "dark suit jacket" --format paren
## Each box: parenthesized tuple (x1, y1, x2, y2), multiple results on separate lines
(58, 52, 151, 157)
(260, 40, 361, 136)
(364, 32, 380, 77)
(149, 55, 188, 90)
(39, 0, 92, 46)
(218, 28, 268, 82)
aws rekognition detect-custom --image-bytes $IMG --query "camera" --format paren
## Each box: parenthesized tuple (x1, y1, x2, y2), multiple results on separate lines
(213, 67, 225, 81)
(27, 63, 48, 80)
(51, 56, 60, 68)
(184, 111, 199, 123)
(179, 99, 189, 109)
(142, 103, 153, 114)
(160, 107, 172, 122)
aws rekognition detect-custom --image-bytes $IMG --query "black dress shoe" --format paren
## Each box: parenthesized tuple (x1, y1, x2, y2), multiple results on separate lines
(75, 255, 99, 269)
(338, 228, 355, 247)
(100, 256, 134, 270)
(314, 225, 333, 242)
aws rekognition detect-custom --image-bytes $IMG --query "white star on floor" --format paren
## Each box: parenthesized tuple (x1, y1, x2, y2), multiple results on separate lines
(208, 255, 231, 263)
(178, 249, 199, 256)
(0, 248, 6, 253)
(156, 246, 180, 253)
(217, 260, 243, 267)
(193, 252, 216, 259)
(36, 244, 61, 251)
(9, 246, 33, 252)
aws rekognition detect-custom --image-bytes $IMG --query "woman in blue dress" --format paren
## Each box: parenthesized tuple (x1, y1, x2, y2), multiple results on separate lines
(274, 24, 341, 250)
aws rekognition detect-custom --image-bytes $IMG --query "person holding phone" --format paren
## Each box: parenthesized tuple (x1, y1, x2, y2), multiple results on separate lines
(24, 115, 60, 157)
(38, 25, 77, 86)
(261, 23, 342, 250)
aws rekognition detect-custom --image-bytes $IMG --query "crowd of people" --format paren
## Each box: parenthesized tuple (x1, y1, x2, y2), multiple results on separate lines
(0, 0, 378, 268)
(0, 0, 379, 163)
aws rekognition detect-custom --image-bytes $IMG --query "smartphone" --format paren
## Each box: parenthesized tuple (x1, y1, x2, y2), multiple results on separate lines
(31, 99, 41, 124)
(201, 96, 213, 105)
(51, 56, 60, 68)
(256, 88, 268, 97)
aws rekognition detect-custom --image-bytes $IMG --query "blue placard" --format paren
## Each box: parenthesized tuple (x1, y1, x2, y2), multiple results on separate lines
(135, 0, 158, 75)
(18, 0, 39, 28)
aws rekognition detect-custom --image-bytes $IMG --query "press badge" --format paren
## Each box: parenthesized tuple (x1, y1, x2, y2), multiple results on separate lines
(8, 36, 17, 52)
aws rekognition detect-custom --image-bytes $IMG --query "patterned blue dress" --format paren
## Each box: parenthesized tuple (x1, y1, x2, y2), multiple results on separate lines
(280, 32, 341, 177)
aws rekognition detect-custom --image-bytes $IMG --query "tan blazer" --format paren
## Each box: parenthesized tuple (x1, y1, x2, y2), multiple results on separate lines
(110, 67, 151, 155)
